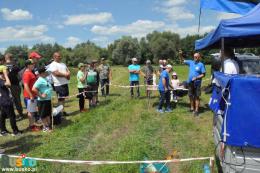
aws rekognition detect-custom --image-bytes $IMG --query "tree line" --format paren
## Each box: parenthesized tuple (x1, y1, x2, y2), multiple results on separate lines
(1, 31, 259, 67)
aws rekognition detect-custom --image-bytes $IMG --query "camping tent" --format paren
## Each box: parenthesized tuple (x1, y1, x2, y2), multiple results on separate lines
(195, 3, 260, 50)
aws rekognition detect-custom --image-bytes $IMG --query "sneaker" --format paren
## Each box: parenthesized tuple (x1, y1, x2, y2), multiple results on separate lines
(12, 130, 23, 136)
(43, 127, 52, 133)
(30, 125, 41, 132)
(157, 109, 164, 113)
(193, 111, 199, 116)
(0, 131, 10, 136)
(165, 108, 173, 113)
(16, 116, 23, 121)
(80, 109, 88, 112)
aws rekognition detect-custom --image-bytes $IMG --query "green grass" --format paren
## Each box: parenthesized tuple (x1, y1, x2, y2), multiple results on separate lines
(0, 65, 215, 173)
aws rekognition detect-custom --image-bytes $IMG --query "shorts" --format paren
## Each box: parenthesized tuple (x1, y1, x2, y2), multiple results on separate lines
(24, 97, 38, 113)
(188, 81, 201, 98)
(145, 80, 153, 85)
(38, 100, 52, 119)
(87, 84, 98, 96)
(55, 84, 69, 99)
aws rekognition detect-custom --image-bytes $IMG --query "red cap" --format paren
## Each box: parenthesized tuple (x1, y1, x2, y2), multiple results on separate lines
(29, 51, 41, 59)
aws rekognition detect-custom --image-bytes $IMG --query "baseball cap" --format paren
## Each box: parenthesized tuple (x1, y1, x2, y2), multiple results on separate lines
(172, 72, 177, 76)
(166, 64, 172, 69)
(29, 51, 41, 59)
(146, 60, 151, 64)
(25, 59, 34, 66)
(78, 63, 85, 68)
(132, 57, 138, 62)
(38, 66, 47, 74)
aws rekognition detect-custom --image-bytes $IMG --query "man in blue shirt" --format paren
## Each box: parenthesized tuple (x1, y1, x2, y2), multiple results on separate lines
(157, 64, 173, 113)
(181, 52, 206, 116)
(128, 57, 140, 98)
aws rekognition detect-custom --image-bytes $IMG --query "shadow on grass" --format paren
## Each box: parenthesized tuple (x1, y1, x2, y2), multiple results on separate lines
(176, 102, 210, 113)
(106, 93, 121, 97)
(0, 135, 42, 154)
(98, 99, 111, 106)
(55, 118, 74, 129)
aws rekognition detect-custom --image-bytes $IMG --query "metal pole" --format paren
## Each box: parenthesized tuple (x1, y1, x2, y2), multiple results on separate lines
(221, 38, 225, 73)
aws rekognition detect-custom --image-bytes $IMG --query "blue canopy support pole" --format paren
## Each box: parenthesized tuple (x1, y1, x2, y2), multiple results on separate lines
(198, 7, 202, 33)
(221, 38, 225, 72)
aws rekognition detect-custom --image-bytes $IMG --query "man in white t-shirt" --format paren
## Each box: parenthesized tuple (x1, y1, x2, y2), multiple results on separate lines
(223, 48, 239, 74)
(48, 52, 70, 116)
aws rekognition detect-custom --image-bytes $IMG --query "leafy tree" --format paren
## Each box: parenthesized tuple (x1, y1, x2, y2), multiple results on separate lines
(146, 31, 180, 63)
(5, 45, 29, 67)
(111, 36, 141, 66)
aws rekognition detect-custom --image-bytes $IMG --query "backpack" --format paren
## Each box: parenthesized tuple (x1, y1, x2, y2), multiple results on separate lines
(87, 69, 97, 84)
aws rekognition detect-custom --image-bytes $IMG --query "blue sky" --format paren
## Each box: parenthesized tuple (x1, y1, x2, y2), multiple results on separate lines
(0, 0, 240, 52)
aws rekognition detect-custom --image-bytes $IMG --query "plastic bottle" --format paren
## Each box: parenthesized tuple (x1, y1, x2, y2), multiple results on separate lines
(203, 164, 210, 173)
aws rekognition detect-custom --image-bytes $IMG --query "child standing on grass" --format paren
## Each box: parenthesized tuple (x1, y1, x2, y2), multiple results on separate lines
(32, 66, 53, 132)
(171, 72, 180, 102)
(77, 63, 88, 112)
(0, 56, 22, 136)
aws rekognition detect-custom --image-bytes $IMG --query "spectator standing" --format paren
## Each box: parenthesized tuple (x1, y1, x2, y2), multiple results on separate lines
(98, 58, 111, 96)
(48, 52, 70, 116)
(77, 63, 88, 112)
(181, 52, 206, 116)
(86, 60, 99, 107)
(142, 60, 154, 97)
(0, 65, 22, 136)
(128, 58, 140, 98)
(22, 59, 40, 131)
(32, 67, 53, 132)
(157, 65, 173, 113)
(5, 53, 24, 120)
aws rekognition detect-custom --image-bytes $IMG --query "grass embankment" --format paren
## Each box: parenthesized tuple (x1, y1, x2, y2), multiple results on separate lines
(0, 65, 215, 173)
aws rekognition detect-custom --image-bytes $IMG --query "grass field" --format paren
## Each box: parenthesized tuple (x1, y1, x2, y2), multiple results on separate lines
(0, 65, 216, 173)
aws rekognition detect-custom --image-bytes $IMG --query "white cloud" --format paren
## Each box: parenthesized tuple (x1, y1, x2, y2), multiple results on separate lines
(64, 36, 81, 48)
(92, 37, 111, 48)
(91, 20, 165, 38)
(217, 13, 241, 20)
(64, 12, 113, 25)
(1, 8, 32, 21)
(170, 25, 215, 37)
(0, 25, 55, 43)
(163, 0, 186, 7)
(157, 0, 195, 21)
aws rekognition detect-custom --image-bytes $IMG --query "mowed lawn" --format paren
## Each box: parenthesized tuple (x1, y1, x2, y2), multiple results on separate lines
(0, 65, 215, 173)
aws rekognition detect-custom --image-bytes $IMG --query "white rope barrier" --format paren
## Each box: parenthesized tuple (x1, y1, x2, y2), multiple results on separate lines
(0, 154, 214, 165)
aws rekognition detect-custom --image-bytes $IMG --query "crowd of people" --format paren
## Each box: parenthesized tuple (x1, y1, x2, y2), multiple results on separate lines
(0, 51, 113, 137)
(0, 49, 208, 140)
(128, 52, 206, 116)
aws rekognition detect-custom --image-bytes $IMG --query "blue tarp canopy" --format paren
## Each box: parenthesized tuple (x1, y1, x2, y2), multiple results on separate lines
(209, 72, 260, 148)
(195, 3, 260, 50)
